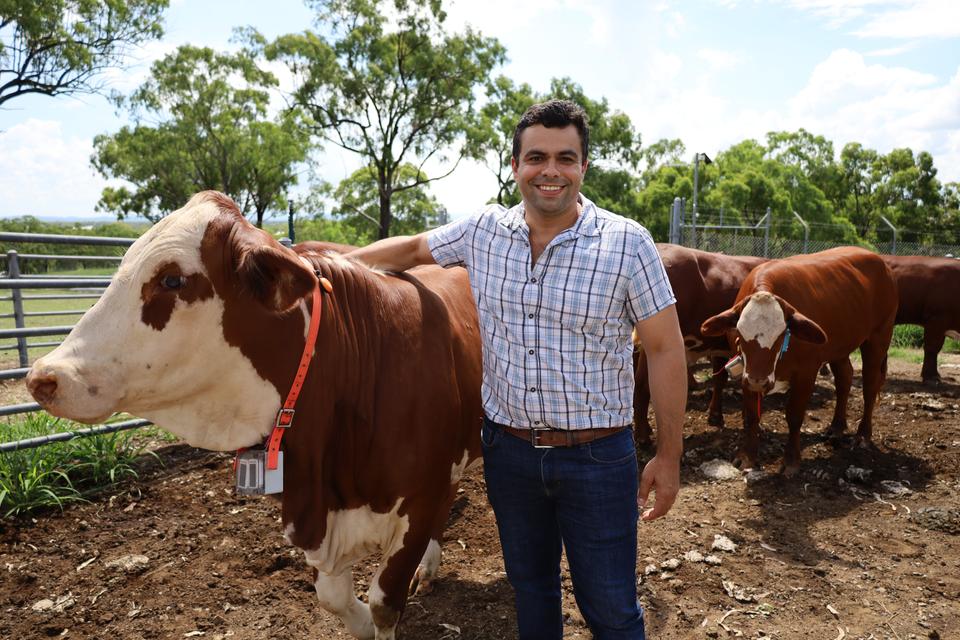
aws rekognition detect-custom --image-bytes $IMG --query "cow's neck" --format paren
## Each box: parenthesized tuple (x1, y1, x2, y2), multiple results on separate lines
(278, 260, 390, 550)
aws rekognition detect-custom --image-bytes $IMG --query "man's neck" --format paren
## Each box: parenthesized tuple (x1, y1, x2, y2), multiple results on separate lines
(524, 199, 583, 239)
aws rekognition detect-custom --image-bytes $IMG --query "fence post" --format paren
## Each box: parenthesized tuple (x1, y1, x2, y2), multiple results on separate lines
(880, 215, 897, 255)
(7, 250, 29, 367)
(287, 199, 296, 244)
(669, 197, 682, 244)
(764, 208, 772, 258)
(792, 211, 809, 254)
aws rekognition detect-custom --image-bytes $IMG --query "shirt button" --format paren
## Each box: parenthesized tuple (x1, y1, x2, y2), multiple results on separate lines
(528, 349, 535, 355)
(530, 277, 537, 283)
(534, 421, 541, 425)
(529, 386, 537, 392)
(528, 313, 534, 319)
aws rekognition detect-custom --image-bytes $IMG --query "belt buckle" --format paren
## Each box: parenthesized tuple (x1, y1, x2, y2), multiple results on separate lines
(530, 427, 554, 449)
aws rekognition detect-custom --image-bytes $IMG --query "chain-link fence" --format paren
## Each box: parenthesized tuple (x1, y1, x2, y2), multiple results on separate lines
(668, 198, 960, 258)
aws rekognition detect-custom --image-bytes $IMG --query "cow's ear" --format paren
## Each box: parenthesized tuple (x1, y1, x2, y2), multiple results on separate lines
(701, 296, 749, 336)
(701, 308, 739, 336)
(776, 296, 828, 344)
(237, 245, 316, 313)
(786, 311, 827, 345)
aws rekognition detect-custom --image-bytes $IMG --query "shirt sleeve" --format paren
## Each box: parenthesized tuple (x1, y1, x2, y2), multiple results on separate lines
(426, 212, 480, 268)
(625, 229, 676, 325)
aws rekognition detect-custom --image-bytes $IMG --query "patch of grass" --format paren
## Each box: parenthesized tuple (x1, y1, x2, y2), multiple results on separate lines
(0, 413, 157, 518)
(891, 325, 924, 349)
(887, 347, 925, 364)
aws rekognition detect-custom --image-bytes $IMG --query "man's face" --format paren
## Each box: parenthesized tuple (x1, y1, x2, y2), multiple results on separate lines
(512, 124, 588, 219)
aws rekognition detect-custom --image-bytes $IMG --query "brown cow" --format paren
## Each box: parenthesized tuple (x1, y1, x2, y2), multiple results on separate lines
(701, 247, 897, 475)
(25, 192, 482, 640)
(633, 245, 766, 445)
(882, 255, 960, 383)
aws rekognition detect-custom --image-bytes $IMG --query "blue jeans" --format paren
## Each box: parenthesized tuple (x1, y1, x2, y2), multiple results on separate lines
(481, 417, 645, 640)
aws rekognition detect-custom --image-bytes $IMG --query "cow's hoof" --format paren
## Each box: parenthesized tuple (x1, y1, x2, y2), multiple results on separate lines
(732, 451, 758, 471)
(852, 436, 875, 450)
(707, 413, 724, 428)
(409, 567, 435, 596)
(921, 376, 942, 386)
(825, 422, 847, 440)
(780, 463, 801, 478)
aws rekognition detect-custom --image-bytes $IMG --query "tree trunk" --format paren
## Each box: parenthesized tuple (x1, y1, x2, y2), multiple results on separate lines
(378, 187, 392, 240)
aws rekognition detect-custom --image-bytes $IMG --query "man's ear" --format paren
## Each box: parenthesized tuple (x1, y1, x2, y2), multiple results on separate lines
(701, 296, 749, 336)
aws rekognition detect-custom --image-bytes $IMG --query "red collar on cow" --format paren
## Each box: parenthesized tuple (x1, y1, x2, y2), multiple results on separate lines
(236, 274, 333, 473)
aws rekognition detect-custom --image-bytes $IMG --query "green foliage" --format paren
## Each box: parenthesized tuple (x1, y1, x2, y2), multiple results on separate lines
(92, 45, 310, 225)
(891, 324, 925, 348)
(0, 0, 168, 105)
(259, 0, 505, 238)
(0, 414, 154, 518)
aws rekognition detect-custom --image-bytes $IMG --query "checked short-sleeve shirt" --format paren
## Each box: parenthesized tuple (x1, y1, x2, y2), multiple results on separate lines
(427, 195, 676, 430)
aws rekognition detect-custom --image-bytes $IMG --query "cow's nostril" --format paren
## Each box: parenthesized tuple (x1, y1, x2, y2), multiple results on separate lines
(27, 373, 59, 405)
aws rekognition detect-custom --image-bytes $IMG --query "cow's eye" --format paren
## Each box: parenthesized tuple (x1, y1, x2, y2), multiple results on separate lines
(161, 275, 185, 290)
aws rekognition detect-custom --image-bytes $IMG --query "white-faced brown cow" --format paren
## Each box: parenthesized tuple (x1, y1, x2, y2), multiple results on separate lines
(25, 192, 482, 640)
(882, 255, 960, 383)
(633, 244, 766, 445)
(700, 247, 897, 476)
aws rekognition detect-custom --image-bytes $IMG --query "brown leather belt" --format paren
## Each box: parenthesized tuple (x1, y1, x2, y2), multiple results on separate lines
(501, 425, 628, 448)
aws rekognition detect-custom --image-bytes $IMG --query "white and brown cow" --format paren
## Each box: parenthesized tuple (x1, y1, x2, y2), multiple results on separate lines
(700, 247, 897, 476)
(26, 191, 483, 640)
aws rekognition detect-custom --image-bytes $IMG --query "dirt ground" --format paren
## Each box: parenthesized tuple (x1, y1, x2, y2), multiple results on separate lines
(1, 356, 959, 640)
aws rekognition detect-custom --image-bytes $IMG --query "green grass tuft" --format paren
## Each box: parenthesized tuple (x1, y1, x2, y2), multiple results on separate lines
(0, 414, 158, 518)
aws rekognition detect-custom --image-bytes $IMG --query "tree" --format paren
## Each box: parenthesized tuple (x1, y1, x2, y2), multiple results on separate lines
(0, 0, 168, 106)
(92, 45, 309, 225)
(257, 0, 504, 239)
(326, 163, 443, 244)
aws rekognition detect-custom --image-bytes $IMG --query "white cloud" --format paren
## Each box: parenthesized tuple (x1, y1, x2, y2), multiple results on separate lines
(697, 48, 744, 71)
(777, 0, 960, 38)
(0, 120, 110, 218)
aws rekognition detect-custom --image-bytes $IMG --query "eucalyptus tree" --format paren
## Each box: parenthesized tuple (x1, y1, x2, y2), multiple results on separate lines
(256, 0, 504, 238)
(0, 0, 168, 106)
(92, 45, 309, 226)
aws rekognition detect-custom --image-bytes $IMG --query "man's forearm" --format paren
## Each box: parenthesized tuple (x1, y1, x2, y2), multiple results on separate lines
(346, 234, 434, 272)
(646, 344, 687, 459)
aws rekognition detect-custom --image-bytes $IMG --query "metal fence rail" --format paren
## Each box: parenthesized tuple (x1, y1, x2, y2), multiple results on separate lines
(1, 233, 152, 453)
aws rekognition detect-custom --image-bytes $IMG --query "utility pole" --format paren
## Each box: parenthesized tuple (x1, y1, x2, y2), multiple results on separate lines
(691, 152, 712, 248)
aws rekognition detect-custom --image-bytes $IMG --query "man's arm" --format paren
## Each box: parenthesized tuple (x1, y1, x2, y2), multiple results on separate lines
(633, 304, 687, 521)
(345, 233, 437, 272)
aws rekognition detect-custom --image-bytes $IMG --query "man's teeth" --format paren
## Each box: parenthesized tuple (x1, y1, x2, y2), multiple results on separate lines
(539, 185, 563, 191)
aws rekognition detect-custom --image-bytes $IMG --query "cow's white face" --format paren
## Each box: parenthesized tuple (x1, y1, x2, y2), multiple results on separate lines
(735, 292, 787, 391)
(26, 193, 290, 451)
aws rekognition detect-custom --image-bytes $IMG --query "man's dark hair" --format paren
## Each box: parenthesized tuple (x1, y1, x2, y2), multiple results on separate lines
(512, 99, 590, 162)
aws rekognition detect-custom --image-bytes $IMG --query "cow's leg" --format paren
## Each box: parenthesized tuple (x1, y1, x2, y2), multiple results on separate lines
(411, 538, 441, 596)
(827, 358, 853, 436)
(734, 388, 763, 470)
(707, 356, 728, 427)
(312, 568, 375, 640)
(921, 324, 946, 383)
(633, 348, 653, 447)
(369, 538, 431, 640)
(856, 339, 890, 447)
(782, 373, 817, 477)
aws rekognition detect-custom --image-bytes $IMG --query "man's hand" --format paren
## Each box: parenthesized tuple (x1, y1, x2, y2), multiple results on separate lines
(638, 453, 680, 521)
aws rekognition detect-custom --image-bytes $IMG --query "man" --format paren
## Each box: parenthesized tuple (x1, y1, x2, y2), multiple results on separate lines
(348, 100, 686, 639)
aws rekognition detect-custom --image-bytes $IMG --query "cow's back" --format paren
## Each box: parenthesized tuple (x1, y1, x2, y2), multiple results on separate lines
(657, 244, 766, 343)
(743, 247, 897, 359)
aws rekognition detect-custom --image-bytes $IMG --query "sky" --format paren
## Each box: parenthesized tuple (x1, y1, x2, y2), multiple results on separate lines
(1, 0, 958, 221)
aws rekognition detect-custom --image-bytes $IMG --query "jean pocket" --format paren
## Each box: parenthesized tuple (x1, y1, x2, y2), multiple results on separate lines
(586, 430, 636, 464)
(480, 420, 502, 449)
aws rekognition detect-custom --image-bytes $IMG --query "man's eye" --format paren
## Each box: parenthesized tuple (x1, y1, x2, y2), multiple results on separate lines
(161, 275, 185, 290)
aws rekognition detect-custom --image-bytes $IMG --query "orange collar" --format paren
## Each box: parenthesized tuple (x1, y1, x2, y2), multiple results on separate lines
(256, 276, 332, 471)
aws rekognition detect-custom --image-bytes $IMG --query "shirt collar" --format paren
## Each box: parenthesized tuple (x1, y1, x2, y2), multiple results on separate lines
(501, 194, 601, 237)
